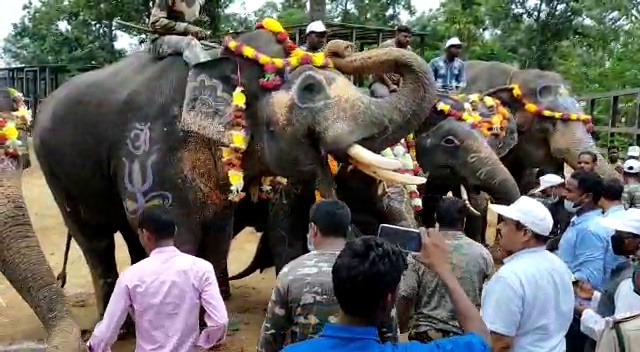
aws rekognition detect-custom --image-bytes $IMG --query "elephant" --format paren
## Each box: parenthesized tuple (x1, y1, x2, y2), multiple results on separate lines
(230, 91, 522, 278)
(33, 22, 438, 328)
(422, 60, 620, 241)
(0, 88, 83, 351)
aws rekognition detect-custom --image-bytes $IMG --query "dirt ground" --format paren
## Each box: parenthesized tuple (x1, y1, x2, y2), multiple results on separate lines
(0, 140, 498, 351)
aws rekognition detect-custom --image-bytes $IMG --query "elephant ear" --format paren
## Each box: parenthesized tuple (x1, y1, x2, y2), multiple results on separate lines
(180, 57, 238, 142)
(483, 85, 535, 132)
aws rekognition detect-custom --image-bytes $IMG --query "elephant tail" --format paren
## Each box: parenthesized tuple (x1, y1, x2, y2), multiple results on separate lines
(229, 229, 273, 281)
(0, 171, 83, 351)
(55, 231, 72, 288)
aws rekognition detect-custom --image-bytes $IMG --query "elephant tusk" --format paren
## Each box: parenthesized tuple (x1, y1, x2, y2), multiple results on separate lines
(459, 185, 481, 216)
(350, 159, 427, 185)
(347, 144, 402, 170)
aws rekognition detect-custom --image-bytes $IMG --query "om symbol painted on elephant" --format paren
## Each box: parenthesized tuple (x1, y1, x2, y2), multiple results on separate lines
(122, 122, 173, 217)
(181, 73, 230, 143)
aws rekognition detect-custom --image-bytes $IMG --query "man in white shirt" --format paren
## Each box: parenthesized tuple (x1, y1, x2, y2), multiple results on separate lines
(577, 208, 640, 341)
(482, 196, 575, 352)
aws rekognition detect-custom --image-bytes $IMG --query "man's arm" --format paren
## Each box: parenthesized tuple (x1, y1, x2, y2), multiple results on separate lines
(480, 275, 523, 352)
(428, 58, 440, 80)
(572, 228, 608, 289)
(87, 276, 131, 351)
(197, 263, 229, 349)
(256, 277, 292, 352)
(456, 61, 467, 90)
(396, 257, 421, 333)
(148, 0, 190, 34)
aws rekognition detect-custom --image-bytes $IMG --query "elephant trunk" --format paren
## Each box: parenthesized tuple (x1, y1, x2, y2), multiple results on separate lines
(318, 47, 437, 153)
(549, 122, 620, 180)
(464, 144, 521, 204)
(0, 169, 83, 351)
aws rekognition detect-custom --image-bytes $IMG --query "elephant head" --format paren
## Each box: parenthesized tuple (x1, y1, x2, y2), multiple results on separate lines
(483, 70, 619, 180)
(0, 89, 83, 350)
(416, 93, 521, 205)
(256, 39, 437, 196)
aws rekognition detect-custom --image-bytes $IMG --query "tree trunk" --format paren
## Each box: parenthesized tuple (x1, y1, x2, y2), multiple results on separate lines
(308, 0, 327, 21)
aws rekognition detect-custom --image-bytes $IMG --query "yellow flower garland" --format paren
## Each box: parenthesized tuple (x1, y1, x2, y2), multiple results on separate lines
(436, 94, 509, 137)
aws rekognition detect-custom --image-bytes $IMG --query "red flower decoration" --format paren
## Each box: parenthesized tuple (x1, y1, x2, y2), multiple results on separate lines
(0, 119, 5, 128)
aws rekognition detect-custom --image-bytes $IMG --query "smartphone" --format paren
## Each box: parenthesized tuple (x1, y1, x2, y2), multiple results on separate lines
(377, 224, 422, 252)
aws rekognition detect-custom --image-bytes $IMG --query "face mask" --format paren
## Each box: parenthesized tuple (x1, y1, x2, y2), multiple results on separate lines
(307, 232, 315, 251)
(564, 199, 581, 213)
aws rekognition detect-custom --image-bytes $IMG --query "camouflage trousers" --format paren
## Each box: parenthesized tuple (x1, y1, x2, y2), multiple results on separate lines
(148, 35, 211, 67)
(408, 328, 457, 343)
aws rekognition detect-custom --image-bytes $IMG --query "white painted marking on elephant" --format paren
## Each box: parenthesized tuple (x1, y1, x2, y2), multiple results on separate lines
(181, 73, 231, 142)
(126, 122, 151, 155)
(122, 123, 173, 217)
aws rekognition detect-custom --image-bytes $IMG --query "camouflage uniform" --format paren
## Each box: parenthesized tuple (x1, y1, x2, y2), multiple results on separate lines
(622, 183, 640, 209)
(256, 250, 398, 352)
(398, 231, 493, 343)
(147, 0, 210, 66)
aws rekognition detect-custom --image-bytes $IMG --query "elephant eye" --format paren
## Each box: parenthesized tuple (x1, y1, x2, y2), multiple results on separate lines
(441, 136, 460, 147)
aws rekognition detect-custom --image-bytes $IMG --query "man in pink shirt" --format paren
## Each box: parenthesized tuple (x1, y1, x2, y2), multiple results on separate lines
(87, 206, 229, 352)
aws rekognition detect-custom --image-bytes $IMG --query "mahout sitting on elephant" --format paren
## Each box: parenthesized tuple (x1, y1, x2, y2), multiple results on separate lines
(231, 90, 522, 277)
(0, 87, 84, 351)
(34, 18, 437, 331)
(421, 60, 620, 242)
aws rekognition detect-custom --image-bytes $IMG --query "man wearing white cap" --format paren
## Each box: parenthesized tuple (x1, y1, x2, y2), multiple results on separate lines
(529, 173, 571, 248)
(622, 159, 640, 209)
(626, 145, 639, 160)
(429, 37, 466, 93)
(300, 20, 327, 53)
(481, 196, 574, 352)
(575, 209, 640, 348)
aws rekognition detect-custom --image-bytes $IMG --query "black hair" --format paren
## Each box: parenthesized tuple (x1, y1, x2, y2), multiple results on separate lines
(137, 205, 176, 240)
(514, 221, 549, 243)
(309, 199, 351, 238)
(395, 25, 412, 35)
(332, 237, 408, 319)
(578, 150, 598, 163)
(608, 145, 619, 151)
(570, 169, 604, 203)
(601, 178, 623, 201)
(435, 197, 466, 230)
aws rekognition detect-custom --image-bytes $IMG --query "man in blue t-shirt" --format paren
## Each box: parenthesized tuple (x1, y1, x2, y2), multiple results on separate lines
(282, 231, 490, 352)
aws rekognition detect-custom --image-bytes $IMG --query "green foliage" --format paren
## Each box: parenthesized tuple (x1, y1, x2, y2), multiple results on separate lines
(2, 0, 638, 146)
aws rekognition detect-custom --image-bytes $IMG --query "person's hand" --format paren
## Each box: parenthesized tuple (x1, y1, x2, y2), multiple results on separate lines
(415, 227, 451, 274)
(187, 25, 209, 40)
(575, 302, 589, 315)
(388, 84, 399, 92)
(574, 280, 595, 300)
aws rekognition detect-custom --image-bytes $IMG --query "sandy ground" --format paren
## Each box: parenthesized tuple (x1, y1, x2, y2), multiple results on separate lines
(0, 140, 498, 351)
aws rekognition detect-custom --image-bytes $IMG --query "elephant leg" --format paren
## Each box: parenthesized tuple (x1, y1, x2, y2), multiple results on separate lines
(68, 221, 118, 321)
(199, 212, 234, 300)
(119, 223, 146, 266)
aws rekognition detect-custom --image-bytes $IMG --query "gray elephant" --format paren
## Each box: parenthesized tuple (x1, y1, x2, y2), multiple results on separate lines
(33, 26, 437, 330)
(0, 88, 83, 351)
(421, 60, 620, 241)
(231, 91, 522, 277)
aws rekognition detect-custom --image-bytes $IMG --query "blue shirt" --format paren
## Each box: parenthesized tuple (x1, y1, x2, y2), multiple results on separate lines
(428, 56, 466, 92)
(557, 209, 609, 289)
(603, 205, 628, 283)
(481, 247, 574, 352)
(281, 324, 489, 352)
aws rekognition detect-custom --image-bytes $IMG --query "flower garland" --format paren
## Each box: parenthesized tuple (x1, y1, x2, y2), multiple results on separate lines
(381, 137, 423, 211)
(314, 155, 340, 202)
(224, 18, 333, 90)
(436, 95, 510, 137)
(0, 118, 22, 157)
(221, 87, 249, 201)
(510, 84, 594, 132)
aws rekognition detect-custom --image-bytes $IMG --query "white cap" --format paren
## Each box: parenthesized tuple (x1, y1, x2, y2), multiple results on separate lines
(489, 196, 554, 236)
(445, 37, 463, 49)
(627, 146, 640, 157)
(600, 209, 640, 235)
(532, 174, 564, 194)
(306, 21, 327, 34)
(623, 159, 640, 173)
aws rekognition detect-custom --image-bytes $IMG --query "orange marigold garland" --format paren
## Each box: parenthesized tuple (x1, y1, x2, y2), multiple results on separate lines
(509, 85, 594, 132)
(436, 95, 509, 137)
(381, 138, 423, 211)
(221, 87, 249, 201)
(0, 118, 22, 157)
(315, 155, 340, 202)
